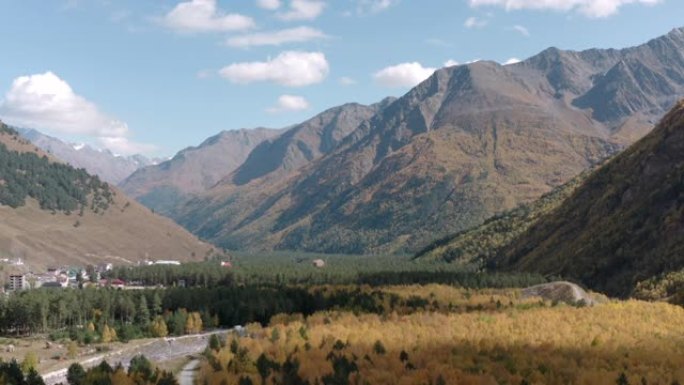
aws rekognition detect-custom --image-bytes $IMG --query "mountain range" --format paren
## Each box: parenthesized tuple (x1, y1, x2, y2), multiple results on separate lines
(0, 122, 221, 270)
(17, 128, 161, 185)
(119, 127, 281, 216)
(131, 27, 684, 255)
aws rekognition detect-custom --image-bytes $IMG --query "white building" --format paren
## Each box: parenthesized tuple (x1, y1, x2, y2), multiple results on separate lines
(8, 275, 26, 291)
(154, 260, 181, 266)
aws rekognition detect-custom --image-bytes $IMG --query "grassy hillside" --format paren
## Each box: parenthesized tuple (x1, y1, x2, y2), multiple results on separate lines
(0, 122, 220, 270)
(414, 170, 591, 265)
(493, 100, 684, 297)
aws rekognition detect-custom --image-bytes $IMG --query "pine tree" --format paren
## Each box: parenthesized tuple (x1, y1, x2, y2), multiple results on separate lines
(137, 295, 150, 326)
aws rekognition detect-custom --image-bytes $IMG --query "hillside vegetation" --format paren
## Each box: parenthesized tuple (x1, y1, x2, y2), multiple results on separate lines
(414, 170, 591, 264)
(0, 140, 113, 214)
(0, 121, 220, 269)
(493, 100, 684, 297)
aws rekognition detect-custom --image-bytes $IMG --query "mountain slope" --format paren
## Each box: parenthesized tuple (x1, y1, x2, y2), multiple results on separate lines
(492, 100, 684, 297)
(119, 127, 280, 215)
(179, 28, 684, 255)
(0, 122, 220, 269)
(18, 128, 157, 184)
(230, 99, 394, 186)
(413, 169, 592, 265)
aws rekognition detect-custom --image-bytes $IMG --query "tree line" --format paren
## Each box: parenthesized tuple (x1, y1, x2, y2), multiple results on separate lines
(0, 142, 113, 214)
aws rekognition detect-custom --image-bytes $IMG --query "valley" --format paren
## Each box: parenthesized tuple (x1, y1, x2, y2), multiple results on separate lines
(1, 3, 684, 385)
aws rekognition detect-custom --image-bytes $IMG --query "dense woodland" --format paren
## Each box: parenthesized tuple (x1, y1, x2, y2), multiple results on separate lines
(0, 269, 545, 342)
(106, 255, 546, 288)
(0, 137, 113, 214)
(199, 287, 684, 385)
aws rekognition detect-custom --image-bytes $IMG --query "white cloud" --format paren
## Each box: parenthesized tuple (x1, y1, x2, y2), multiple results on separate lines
(443, 59, 460, 67)
(339, 76, 357, 86)
(464, 16, 488, 28)
(468, 0, 661, 18)
(219, 51, 329, 87)
(162, 0, 255, 33)
(0, 72, 153, 155)
(226, 26, 328, 48)
(98, 137, 157, 156)
(266, 94, 310, 113)
(277, 0, 325, 21)
(512, 24, 529, 36)
(257, 0, 282, 10)
(356, 0, 399, 14)
(373, 62, 436, 88)
(503, 57, 521, 65)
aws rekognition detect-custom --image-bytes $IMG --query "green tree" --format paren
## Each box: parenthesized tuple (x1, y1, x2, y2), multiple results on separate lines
(128, 355, 153, 382)
(136, 295, 150, 326)
(67, 363, 86, 385)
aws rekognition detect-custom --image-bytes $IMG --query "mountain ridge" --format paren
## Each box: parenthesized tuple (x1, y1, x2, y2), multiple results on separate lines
(491, 99, 684, 297)
(17, 127, 160, 185)
(165, 28, 684, 255)
(119, 127, 281, 216)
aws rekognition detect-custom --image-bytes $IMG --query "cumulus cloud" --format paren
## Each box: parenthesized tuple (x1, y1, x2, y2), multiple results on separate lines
(443, 59, 460, 67)
(266, 94, 310, 113)
(162, 0, 255, 33)
(219, 51, 329, 87)
(464, 16, 488, 28)
(512, 25, 530, 36)
(468, 0, 661, 18)
(339, 76, 357, 86)
(0, 72, 153, 155)
(257, 0, 281, 10)
(277, 0, 325, 21)
(356, 0, 400, 14)
(373, 62, 436, 88)
(226, 26, 328, 48)
(503, 57, 521, 65)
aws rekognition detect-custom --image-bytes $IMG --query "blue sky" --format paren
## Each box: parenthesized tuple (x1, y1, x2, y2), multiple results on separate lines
(0, 0, 682, 157)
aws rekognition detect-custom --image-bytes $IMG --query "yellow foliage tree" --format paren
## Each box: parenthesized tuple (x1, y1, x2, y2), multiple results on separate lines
(21, 351, 38, 373)
(150, 316, 169, 338)
(101, 324, 117, 343)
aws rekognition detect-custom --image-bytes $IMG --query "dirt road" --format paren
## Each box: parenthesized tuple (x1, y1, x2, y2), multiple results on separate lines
(41, 330, 229, 385)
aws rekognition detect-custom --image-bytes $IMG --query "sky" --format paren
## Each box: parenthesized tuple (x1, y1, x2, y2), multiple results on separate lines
(0, 0, 682, 157)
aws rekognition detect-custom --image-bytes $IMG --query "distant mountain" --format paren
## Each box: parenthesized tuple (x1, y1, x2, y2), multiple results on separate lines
(0, 121, 221, 270)
(175, 28, 684, 255)
(230, 99, 395, 186)
(119, 127, 281, 216)
(17, 128, 160, 185)
(491, 100, 684, 297)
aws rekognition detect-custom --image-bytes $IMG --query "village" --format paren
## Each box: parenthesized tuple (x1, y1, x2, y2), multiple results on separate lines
(2, 259, 183, 292)
(1, 258, 327, 292)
